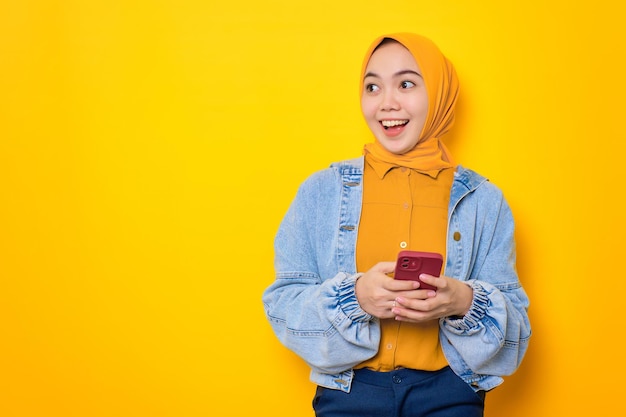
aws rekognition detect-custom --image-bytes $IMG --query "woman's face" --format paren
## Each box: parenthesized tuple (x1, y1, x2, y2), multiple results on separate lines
(361, 41, 429, 155)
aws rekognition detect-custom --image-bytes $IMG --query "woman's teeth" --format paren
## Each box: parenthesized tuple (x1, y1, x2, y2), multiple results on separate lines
(381, 120, 408, 129)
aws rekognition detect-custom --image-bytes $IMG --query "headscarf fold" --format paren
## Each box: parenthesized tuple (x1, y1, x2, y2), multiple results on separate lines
(361, 33, 459, 177)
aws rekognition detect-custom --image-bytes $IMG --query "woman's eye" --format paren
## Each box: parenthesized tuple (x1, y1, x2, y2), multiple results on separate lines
(400, 81, 416, 89)
(365, 84, 380, 93)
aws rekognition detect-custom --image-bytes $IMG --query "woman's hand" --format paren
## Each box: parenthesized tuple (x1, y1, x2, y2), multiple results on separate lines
(355, 262, 422, 319)
(391, 274, 473, 323)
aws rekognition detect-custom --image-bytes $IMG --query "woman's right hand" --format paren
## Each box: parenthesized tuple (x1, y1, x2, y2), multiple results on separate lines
(355, 262, 420, 319)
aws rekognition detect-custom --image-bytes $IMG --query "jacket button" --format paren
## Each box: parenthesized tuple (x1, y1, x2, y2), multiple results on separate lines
(453, 231, 461, 241)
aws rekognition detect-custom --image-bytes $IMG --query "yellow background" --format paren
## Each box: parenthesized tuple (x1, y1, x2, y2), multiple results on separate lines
(1, 1, 625, 416)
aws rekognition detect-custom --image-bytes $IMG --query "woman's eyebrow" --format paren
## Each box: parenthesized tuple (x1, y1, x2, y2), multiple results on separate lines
(395, 69, 422, 78)
(363, 69, 422, 79)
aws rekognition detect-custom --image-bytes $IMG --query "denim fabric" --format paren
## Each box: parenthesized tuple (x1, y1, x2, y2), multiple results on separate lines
(262, 157, 530, 393)
(313, 367, 485, 417)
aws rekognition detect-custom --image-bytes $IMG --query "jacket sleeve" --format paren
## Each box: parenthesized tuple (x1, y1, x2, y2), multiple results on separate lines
(262, 172, 380, 374)
(441, 185, 531, 376)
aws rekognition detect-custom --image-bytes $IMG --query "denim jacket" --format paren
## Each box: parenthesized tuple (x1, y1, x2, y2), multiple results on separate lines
(262, 157, 530, 393)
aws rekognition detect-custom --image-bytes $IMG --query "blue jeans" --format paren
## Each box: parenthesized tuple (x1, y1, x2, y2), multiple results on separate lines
(312, 367, 485, 417)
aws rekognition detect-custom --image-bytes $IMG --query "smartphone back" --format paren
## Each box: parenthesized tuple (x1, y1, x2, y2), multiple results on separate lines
(394, 250, 443, 291)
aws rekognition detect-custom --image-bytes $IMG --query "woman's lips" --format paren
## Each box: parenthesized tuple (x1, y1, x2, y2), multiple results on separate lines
(380, 120, 408, 137)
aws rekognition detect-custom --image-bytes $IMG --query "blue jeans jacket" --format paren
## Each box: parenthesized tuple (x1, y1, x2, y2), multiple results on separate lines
(262, 157, 530, 393)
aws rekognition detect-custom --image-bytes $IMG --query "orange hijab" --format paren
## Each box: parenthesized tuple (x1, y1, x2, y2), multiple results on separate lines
(361, 33, 459, 177)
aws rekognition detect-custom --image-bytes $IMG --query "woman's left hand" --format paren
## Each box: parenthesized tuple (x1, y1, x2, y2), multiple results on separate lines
(391, 275, 473, 323)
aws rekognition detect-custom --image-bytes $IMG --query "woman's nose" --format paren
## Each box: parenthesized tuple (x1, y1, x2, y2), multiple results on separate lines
(380, 91, 400, 111)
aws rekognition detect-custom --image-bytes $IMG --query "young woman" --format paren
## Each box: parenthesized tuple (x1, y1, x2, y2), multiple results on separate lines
(262, 33, 530, 417)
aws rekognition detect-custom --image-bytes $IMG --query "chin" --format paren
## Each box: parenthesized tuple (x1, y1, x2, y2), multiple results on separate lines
(380, 142, 412, 155)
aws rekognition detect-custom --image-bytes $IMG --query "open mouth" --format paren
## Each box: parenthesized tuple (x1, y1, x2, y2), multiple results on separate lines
(381, 120, 409, 129)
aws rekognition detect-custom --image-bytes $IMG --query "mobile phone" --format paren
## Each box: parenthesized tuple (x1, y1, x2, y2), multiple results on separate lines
(394, 250, 443, 291)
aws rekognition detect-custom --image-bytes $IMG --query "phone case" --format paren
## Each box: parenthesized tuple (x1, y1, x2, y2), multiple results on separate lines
(394, 250, 443, 291)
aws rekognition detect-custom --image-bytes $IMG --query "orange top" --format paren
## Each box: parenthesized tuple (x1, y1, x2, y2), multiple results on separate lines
(355, 155, 453, 371)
